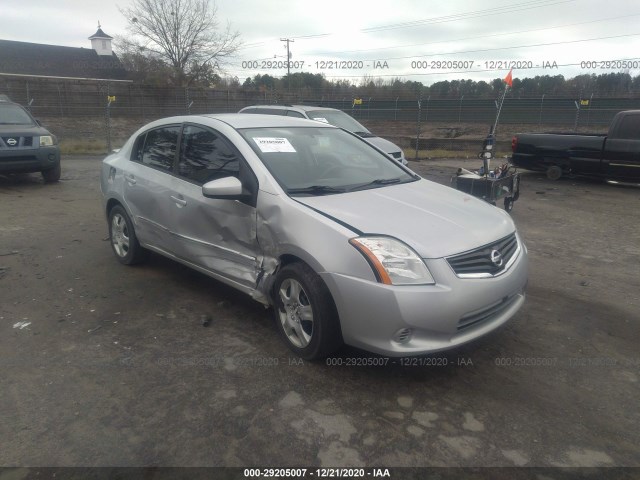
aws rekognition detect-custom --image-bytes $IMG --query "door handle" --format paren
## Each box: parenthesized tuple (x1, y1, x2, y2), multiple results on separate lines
(124, 174, 136, 185)
(170, 195, 187, 207)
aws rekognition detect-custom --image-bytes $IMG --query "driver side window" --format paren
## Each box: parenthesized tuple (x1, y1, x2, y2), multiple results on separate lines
(178, 125, 239, 184)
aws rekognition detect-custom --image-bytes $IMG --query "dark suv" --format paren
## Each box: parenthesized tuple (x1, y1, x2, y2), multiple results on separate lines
(0, 95, 61, 182)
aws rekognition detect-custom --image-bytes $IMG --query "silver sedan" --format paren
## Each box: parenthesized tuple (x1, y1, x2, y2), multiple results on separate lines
(101, 114, 528, 360)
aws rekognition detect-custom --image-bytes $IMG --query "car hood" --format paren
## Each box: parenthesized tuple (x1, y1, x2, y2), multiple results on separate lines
(295, 179, 515, 258)
(0, 124, 51, 136)
(364, 135, 403, 155)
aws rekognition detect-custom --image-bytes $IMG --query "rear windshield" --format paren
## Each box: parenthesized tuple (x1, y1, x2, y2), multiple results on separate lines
(0, 104, 36, 125)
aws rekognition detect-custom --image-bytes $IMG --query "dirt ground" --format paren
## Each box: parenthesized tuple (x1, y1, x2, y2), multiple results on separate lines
(0, 156, 639, 472)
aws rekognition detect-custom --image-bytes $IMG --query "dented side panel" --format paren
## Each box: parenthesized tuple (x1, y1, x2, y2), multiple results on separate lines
(168, 176, 261, 290)
(254, 190, 378, 305)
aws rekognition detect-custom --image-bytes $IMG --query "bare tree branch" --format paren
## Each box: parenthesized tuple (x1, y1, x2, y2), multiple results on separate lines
(118, 0, 241, 85)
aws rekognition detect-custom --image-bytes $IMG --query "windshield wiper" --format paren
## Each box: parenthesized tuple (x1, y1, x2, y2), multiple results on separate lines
(287, 185, 347, 196)
(349, 177, 405, 192)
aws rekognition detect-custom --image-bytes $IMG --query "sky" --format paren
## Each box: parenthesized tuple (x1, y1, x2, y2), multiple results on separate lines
(1, 0, 639, 85)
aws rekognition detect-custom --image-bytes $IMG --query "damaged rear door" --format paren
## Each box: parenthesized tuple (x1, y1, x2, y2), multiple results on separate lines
(169, 123, 261, 289)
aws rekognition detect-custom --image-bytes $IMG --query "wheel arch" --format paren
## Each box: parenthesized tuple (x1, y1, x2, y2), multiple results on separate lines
(105, 198, 123, 217)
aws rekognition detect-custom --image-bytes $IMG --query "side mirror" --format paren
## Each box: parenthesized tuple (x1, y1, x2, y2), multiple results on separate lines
(202, 176, 243, 198)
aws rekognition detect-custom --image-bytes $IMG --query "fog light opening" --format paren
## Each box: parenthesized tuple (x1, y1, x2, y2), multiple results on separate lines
(393, 328, 413, 344)
(48, 154, 56, 161)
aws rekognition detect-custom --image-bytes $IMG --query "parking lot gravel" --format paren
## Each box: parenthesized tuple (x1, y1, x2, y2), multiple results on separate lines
(1, 156, 639, 469)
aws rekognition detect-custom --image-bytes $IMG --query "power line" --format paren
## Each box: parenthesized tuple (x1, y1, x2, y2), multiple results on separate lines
(355, 32, 640, 63)
(309, 13, 640, 56)
(360, 0, 576, 33)
(235, 0, 579, 49)
(289, 0, 576, 39)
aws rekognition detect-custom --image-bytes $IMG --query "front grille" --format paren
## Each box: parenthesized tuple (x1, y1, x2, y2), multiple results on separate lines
(447, 233, 519, 278)
(457, 294, 520, 331)
(1, 136, 33, 148)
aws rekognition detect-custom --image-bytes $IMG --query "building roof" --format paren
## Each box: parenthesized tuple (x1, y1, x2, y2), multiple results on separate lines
(89, 28, 114, 40)
(0, 39, 130, 81)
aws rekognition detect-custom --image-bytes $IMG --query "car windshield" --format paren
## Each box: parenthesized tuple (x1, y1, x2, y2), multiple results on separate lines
(0, 104, 36, 125)
(306, 110, 371, 135)
(240, 126, 416, 196)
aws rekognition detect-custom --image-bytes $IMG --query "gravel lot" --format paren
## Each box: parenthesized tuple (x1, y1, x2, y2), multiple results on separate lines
(1, 156, 639, 470)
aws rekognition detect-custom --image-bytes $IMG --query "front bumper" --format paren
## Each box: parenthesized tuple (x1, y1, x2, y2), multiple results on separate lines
(0, 146, 60, 174)
(321, 244, 528, 356)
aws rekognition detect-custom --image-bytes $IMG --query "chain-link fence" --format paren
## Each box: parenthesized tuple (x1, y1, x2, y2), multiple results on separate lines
(2, 77, 638, 155)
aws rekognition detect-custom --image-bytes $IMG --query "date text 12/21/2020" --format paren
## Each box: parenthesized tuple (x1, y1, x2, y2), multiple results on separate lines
(239, 58, 640, 72)
(239, 59, 564, 71)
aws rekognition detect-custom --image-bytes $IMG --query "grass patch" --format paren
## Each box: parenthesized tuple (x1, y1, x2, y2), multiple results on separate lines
(59, 138, 126, 155)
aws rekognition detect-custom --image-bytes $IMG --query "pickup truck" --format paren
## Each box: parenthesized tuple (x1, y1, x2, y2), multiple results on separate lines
(510, 110, 640, 181)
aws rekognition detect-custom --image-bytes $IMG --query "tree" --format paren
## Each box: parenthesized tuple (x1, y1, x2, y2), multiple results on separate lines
(119, 0, 241, 86)
(116, 42, 174, 85)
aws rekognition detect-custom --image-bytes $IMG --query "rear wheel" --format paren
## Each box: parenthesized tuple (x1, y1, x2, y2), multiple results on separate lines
(273, 262, 342, 360)
(546, 165, 563, 181)
(42, 163, 61, 183)
(108, 205, 146, 265)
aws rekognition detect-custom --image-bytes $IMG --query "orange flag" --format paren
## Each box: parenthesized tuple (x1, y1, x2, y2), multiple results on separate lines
(504, 69, 513, 87)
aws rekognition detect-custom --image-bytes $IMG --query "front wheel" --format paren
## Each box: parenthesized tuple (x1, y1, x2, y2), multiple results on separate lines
(273, 263, 342, 360)
(108, 205, 146, 265)
(42, 163, 61, 183)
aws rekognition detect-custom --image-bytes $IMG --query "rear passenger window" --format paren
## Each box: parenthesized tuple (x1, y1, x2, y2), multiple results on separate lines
(133, 126, 180, 171)
(178, 125, 239, 184)
(614, 115, 640, 140)
(287, 110, 306, 118)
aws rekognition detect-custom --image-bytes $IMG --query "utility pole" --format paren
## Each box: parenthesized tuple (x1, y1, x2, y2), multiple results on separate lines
(280, 38, 294, 92)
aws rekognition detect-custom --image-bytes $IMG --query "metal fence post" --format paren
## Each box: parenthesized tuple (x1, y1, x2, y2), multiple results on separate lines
(106, 86, 112, 153)
(394, 97, 399, 121)
(415, 94, 422, 160)
(539, 94, 545, 130)
(57, 84, 64, 117)
(458, 95, 464, 124)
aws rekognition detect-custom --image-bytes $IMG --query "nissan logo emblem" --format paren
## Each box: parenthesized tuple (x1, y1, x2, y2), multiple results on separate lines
(7, 138, 17, 146)
(490, 249, 503, 267)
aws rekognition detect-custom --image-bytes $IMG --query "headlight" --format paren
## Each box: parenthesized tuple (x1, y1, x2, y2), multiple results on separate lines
(39, 135, 54, 147)
(350, 236, 435, 285)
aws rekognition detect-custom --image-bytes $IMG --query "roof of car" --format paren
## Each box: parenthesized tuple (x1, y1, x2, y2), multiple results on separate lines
(242, 104, 338, 113)
(151, 113, 338, 130)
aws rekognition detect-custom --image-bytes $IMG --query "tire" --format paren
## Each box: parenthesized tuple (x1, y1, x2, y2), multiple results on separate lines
(108, 205, 147, 265)
(512, 175, 521, 201)
(504, 197, 514, 212)
(273, 262, 342, 360)
(42, 163, 61, 183)
(546, 165, 563, 181)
